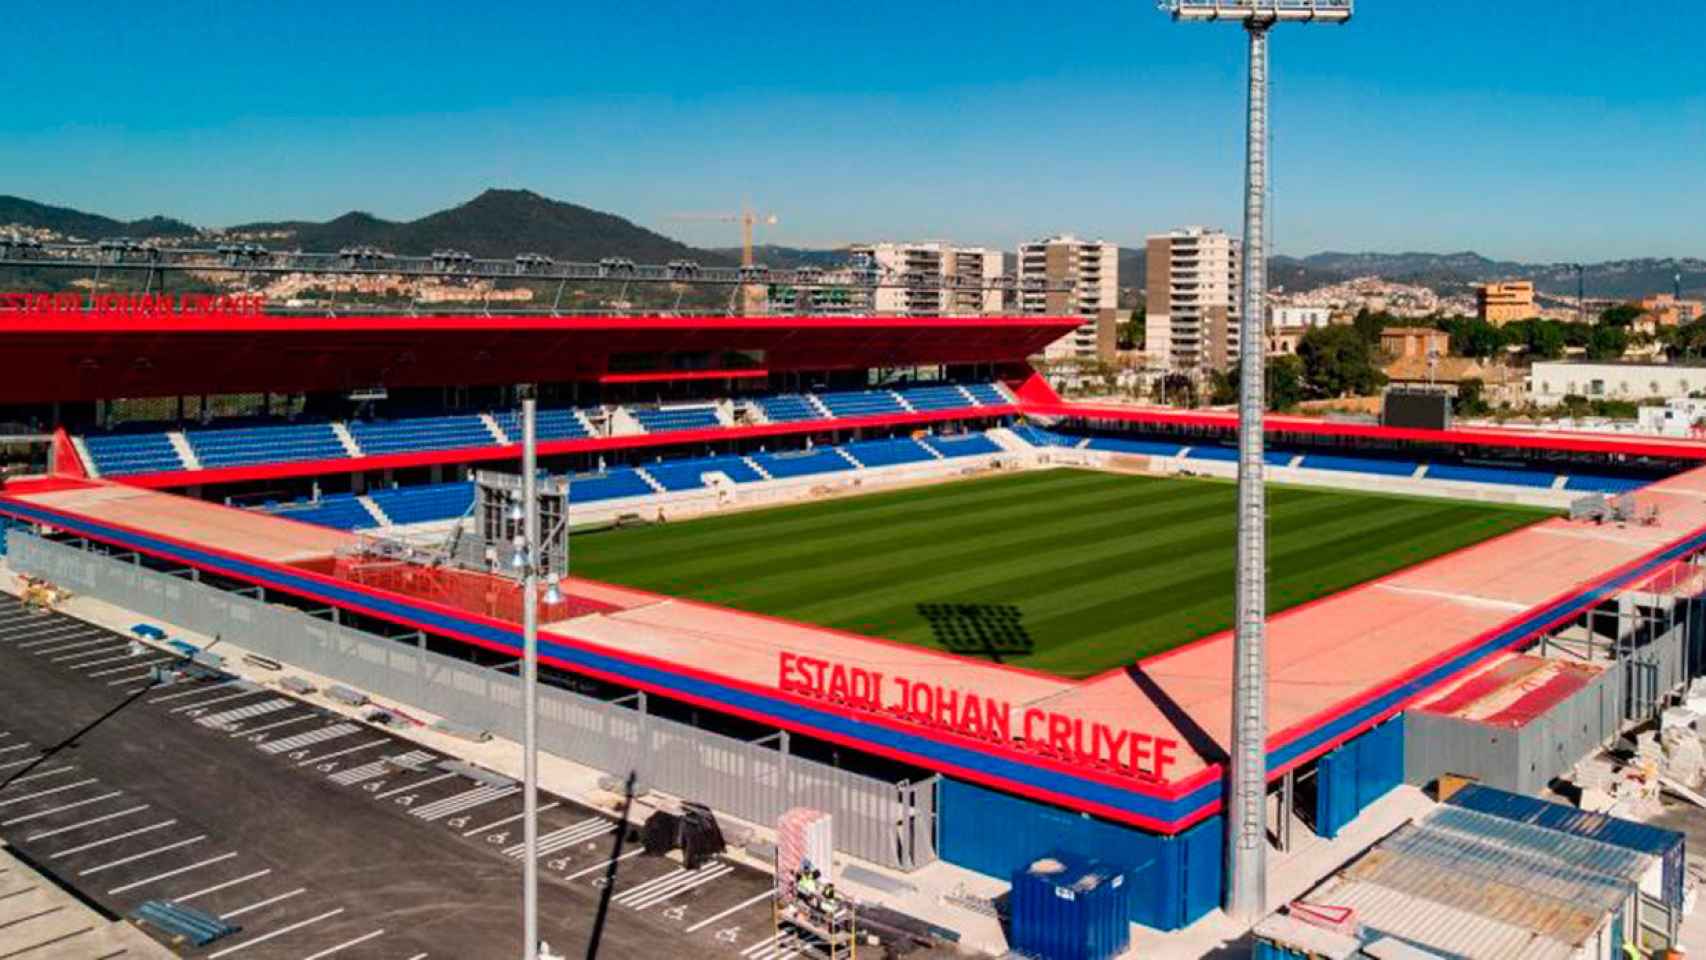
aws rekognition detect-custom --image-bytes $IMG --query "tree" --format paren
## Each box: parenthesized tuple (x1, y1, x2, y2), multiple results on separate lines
(1452, 319, 1507, 359)
(1298, 325, 1387, 398)
(1157, 373, 1197, 408)
(1352, 308, 1395, 348)
(1454, 377, 1489, 417)
(1599, 303, 1643, 328)
(1211, 356, 1306, 411)
(1116, 305, 1145, 351)
(1586, 324, 1629, 361)
(1521, 320, 1566, 360)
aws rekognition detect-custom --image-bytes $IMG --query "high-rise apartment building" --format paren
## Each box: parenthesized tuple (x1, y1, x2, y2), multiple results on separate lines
(1016, 235, 1118, 362)
(1145, 227, 1242, 373)
(846, 242, 1003, 317)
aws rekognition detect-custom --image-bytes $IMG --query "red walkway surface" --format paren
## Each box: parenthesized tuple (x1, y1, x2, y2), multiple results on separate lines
(10, 467, 1706, 794)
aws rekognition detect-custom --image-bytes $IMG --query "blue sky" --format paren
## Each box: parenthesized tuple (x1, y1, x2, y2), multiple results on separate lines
(1, 1, 1700, 261)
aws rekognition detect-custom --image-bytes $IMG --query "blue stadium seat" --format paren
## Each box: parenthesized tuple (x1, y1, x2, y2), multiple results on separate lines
(1301, 454, 1420, 478)
(843, 438, 935, 468)
(1009, 425, 1077, 448)
(270, 494, 376, 531)
(895, 384, 975, 413)
(752, 449, 855, 479)
(923, 433, 1001, 458)
(963, 382, 1010, 406)
(631, 406, 721, 433)
(81, 430, 185, 476)
(1427, 463, 1559, 488)
(815, 390, 907, 418)
(757, 394, 822, 423)
(492, 408, 590, 442)
(1563, 474, 1649, 494)
(368, 482, 475, 525)
(1185, 446, 1239, 463)
(186, 421, 346, 468)
(569, 468, 655, 501)
(643, 455, 764, 491)
(348, 415, 495, 455)
(1085, 436, 1187, 457)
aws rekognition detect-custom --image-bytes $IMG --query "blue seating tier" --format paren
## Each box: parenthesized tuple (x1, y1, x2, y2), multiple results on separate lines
(569, 469, 655, 502)
(369, 482, 475, 525)
(643, 455, 764, 491)
(82, 431, 185, 476)
(843, 438, 934, 468)
(1302, 454, 1419, 477)
(896, 384, 974, 412)
(1185, 446, 1239, 463)
(925, 434, 1001, 458)
(1563, 474, 1649, 494)
(493, 408, 590, 442)
(271, 495, 375, 531)
(348, 415, 494, 455)
(757, 395, 821, 423)
(963, 382, 1010, 406)
(1427, 463, 1558, 488)
(816, 390, 906, 418)
(751, 449, 855, 479)
(1085, 436, 1186, 457)
(632, 406, 721, 433)
(188, 422, 345, 468)
(1009, 425, 1078, 448)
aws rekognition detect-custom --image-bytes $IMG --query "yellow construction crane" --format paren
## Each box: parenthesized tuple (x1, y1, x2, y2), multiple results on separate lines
(666, 206, 779, 268)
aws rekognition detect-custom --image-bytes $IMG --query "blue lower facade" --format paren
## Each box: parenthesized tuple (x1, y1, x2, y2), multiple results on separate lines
(1315, 714, 1406, 840)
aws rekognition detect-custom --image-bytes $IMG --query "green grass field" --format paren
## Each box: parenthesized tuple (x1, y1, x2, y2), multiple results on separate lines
(571, 470, 1553, 678)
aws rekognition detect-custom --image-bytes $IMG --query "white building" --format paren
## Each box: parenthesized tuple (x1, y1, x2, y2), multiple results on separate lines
(1017, 235, 1119, 363)
(846, 242, 1003, 317)
(1272, 306, 1332, 329)
(1529, 361, 1706, 408)
(1638, 397, 1706, 436)
(1145, 227, 1242, 373)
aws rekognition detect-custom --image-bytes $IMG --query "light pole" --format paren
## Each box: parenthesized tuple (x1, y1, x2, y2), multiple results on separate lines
(1160, 0, 1353, 926)
(521, 386, 541, 960)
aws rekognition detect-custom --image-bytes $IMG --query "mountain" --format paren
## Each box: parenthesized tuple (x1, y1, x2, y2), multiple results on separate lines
(231, 189, 735, 265)
(706, 244, 852, 270)
(1276, 251, 1706, 299)
(0, 195, 198, 240)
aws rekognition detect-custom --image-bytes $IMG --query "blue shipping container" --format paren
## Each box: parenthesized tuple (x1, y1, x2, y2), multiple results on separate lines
(938, 778, 1221, 930)
(1009, 853, 1132, 960)
(1446, 783, 1685, 912)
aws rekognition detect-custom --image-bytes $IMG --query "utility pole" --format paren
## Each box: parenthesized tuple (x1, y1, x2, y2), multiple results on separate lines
(1161, 0, 1353, 927)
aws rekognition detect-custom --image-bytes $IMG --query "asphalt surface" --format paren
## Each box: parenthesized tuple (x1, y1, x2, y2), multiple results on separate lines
(0, 594, 797, 960)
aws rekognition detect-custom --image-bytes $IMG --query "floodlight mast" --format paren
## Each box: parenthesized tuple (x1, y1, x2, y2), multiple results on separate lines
(1161, 0, 1352, 928)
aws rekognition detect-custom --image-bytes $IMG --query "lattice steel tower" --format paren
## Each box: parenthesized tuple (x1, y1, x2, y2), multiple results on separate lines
(1159, 0, 1353, 926)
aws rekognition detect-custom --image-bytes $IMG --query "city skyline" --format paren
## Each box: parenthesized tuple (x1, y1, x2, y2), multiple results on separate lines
(1, 1, 1700, 262)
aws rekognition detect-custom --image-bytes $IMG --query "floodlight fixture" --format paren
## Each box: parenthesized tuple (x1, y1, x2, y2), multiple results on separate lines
(1162, 0, 1353, 928)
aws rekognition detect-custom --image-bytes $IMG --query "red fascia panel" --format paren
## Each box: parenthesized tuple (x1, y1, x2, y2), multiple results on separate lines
(596, 369, 769, 384)
(1479, 666, 1597, 727)
(49, 426, 87, 479)
(118, 405, 1019, 489)
(1025, 402, 1706, 461)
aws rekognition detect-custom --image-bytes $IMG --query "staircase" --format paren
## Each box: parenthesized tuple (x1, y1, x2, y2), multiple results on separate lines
(332, 422, 363, 457)
(635, 468, 666, 494)
(481, 412, 510, 444)
(572, 408, 600, 437)
(954, 384, 980, 406)
(70, 435, 99, 477)
(742, 455, 773, 480)
(891, 390, 916, 413)
(358, 495, 390, 527)
(804, 394, 833, 419)
(167, 431, 201, 470)
(609, 406, 646, 436)
(835, 447, 864, 469)
(917, 438, 947, 460)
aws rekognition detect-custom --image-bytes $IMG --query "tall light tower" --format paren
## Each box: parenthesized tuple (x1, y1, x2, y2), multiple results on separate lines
(1159, 0, 1352, 926)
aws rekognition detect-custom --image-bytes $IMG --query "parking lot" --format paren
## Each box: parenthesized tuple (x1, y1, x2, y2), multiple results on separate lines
(0, 594, 793, 959)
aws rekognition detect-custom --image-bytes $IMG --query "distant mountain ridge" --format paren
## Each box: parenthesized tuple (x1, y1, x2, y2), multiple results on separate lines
(0, 191, 1698, 298)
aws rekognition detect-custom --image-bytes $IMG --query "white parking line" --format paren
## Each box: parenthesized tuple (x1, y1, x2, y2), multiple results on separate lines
(685, 890, 773, 933)
(150, 680, 236, 704)
(43, 639, 124, 658)
(295, 737, 389, 767)
(79, 834, 206, 876)
(53, 820, 178, 858)
(172, 868, 271, 904)
(3, 791, 127, 828)
(67, 650, 150, 670)
(371, 772, 456, 800)
(23, 801, 145, 838)
(626, 864, 734, 910)
(301, 928, 386, 959)
(217, 886, 308, 920)
(207, 906, 341, 957)
(411, 785, 519, 822)
(0, 742, 34, 754)
(0, 778, 100, 808)
(169, 690, 260, 714)
(461, 801, 559, 837)
(1, 765, 78, 787)
(230, 714, 315, 738)
(12, 626, 93, 647)
(561, 848, 642, 881)
(0, 756, 46, 771)
(107, 852, 239, 896)
(87, 657, 174, 678)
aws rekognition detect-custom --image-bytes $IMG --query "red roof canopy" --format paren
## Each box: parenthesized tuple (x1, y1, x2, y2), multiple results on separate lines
(0, 309, 1079, 403)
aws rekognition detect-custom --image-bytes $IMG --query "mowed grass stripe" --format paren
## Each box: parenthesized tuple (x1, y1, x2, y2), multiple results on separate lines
(572, 470, 1553, 678)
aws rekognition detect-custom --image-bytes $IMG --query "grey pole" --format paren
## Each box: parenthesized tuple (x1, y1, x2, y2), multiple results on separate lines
(522, 389, 540, 959)
(1226, 19, 1272, 927)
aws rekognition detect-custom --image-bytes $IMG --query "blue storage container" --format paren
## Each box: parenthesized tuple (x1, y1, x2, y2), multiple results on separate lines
(1009, 853, 1132, 960)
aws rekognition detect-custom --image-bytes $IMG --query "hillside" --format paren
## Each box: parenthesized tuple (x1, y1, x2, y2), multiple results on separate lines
(0, 195, 198, 240)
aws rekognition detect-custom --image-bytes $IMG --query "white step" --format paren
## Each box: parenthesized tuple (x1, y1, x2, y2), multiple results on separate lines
(917, 438, 946, 460)
(483, 412, 511, 445)
(332, 422, 363, 457)
(984, 427, 1030, 453)
(743, 455, 772, 481)
(1551, 474, 1569, 490)
(804, 394, 833, 420)
(358, 496, 390, 527)
(891, 390, 916, 413)
(954, 384, 980, 406)
(609, 407, 646, 436)
(635, 467, 666, 494)
(167, 431, 201, 470)
(1412, 464, 1428, 480)
(1288, 455, 1305, 469)
(573, 408, 600, 437)
(836, 447, 864, 469)
(70, 435, 99, 478)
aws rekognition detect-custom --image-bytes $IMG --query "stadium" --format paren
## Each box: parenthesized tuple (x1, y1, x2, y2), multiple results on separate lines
(4, 290, 1706, 940)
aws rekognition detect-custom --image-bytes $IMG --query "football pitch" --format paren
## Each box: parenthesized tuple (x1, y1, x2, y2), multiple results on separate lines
(571, 469, 1553, 678)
